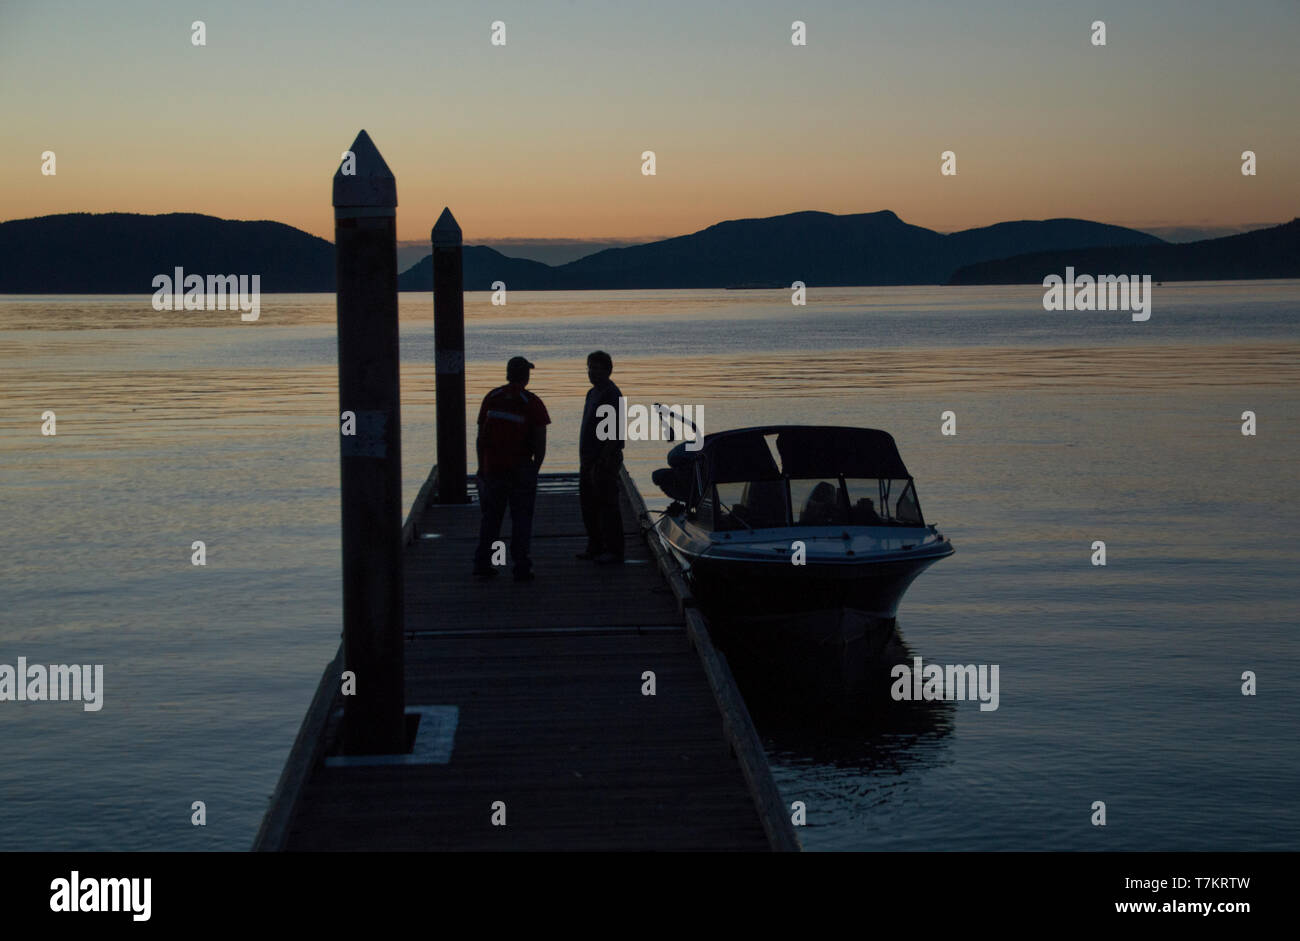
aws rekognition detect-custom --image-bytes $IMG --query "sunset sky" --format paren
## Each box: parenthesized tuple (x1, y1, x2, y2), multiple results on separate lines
(2, 0, 1296, 245)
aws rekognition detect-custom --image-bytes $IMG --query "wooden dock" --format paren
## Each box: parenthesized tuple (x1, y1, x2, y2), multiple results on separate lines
(254, 468, 800, 852)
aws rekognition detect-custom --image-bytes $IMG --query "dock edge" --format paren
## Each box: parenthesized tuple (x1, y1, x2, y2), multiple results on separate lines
(252, 466, 441, 851)
(619, 465, 803, 852)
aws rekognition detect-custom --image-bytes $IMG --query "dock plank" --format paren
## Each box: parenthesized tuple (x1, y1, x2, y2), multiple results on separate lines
(269, 470, 791, 852)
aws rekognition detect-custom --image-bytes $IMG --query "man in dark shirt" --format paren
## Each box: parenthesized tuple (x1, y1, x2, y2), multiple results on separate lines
(577, 350, 624, 563)
(473, 356, 550, 581)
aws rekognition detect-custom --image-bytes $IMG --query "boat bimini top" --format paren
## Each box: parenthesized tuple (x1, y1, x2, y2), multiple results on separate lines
(652, 425, 928, 532)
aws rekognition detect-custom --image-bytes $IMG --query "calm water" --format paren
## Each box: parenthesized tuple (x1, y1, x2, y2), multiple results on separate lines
(1, 284, 1297, 851)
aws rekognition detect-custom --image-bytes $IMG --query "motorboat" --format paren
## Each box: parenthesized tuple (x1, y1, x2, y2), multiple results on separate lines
(651, 425, 954, 688)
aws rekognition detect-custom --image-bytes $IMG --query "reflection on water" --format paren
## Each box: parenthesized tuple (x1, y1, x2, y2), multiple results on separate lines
(732, 628, 967, 850)
(740, 629, 956, 754)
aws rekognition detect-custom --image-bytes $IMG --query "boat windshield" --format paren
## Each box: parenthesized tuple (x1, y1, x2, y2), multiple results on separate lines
(713, 476, 923, 531)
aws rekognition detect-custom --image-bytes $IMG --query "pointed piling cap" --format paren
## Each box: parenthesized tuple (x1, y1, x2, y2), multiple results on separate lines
(432, 207, 461, 247)
(333, 130, 397, 210)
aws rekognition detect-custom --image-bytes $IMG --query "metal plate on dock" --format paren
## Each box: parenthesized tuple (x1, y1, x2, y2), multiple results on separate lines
(323, 705, 459, 767)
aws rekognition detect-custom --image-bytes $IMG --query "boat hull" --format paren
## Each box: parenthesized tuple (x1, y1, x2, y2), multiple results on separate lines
(660, 515, 953, 621)
(659, 514, 953, 702)
(707, 605, 899, 704)
(684, 549, 948, 621)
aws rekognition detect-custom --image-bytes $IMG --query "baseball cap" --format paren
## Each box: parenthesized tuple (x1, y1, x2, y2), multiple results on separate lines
(506, 356, 535, 378)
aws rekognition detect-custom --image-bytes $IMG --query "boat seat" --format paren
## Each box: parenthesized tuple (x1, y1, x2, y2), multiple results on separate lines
(739, 479, 789, 528)
(799, 480, 842, 525)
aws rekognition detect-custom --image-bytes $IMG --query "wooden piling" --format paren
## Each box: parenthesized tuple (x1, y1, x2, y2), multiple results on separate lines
(332, 129, 406, 754)
(432, 207, 468, 503)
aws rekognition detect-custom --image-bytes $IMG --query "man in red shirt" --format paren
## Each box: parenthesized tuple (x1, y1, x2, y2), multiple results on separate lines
(473, 356, 551, 581)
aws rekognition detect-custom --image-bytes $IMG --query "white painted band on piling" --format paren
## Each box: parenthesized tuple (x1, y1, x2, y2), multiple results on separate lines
(335, 207, 397, 219)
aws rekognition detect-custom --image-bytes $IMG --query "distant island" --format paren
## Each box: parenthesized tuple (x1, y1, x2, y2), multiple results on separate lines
(395, 211, 1166, 290)
(1, 209, 1295, 294)
(0, 213, 333, 294)
(947, 219, 1300, 284)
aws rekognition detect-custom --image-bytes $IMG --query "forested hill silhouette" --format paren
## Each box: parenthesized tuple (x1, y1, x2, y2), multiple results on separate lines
(397, 246, 558, 292)
(398, 210, 1163, 290)
(0, 213, 333, 293)
(4, 209, 1164, 293)
(947, 219, 1300, 284)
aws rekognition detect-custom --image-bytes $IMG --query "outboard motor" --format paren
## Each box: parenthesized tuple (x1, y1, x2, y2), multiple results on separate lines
(652, 465, 691, 501)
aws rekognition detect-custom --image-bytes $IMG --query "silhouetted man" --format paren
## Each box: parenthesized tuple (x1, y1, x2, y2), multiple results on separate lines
(578, 350, 624, 563)
(474, 356, 550, 581)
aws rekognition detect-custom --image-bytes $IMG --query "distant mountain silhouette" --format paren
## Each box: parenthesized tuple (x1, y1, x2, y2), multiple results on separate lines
(947, 219, 1300, 284)
(4, 209, 1168, 293)
(398, 210, 1163, 290)
(397, 246, 558, 292)
(0, 213, 333, 293)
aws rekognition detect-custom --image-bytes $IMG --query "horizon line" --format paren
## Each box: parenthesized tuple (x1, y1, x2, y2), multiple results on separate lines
(4, 208, 1295, 248)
